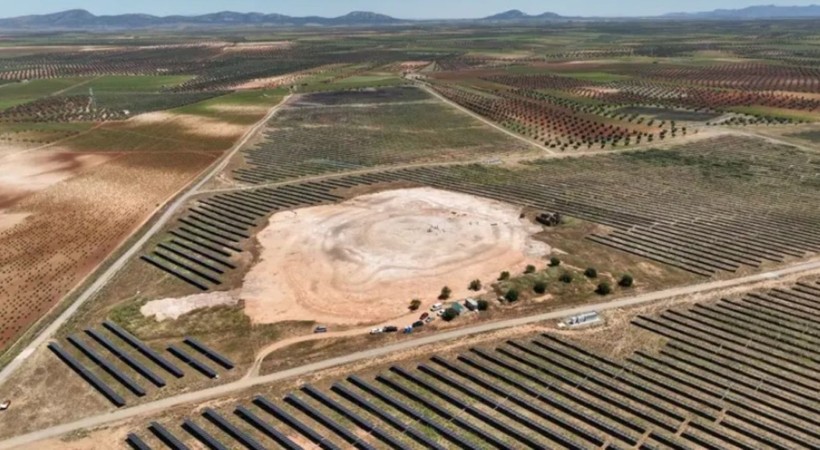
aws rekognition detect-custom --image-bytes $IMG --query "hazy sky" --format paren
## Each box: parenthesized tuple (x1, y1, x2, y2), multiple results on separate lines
(4, 1, 819, 19)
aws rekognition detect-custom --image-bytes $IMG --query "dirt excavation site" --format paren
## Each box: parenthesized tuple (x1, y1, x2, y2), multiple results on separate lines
(145, 188, 550, 325)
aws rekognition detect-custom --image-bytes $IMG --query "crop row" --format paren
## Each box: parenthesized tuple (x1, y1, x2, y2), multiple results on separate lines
(0, 95, 127, 123)
(482, 73, 820, 115)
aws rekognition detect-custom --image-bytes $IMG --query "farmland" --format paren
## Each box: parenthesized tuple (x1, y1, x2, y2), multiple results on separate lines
(0, 17, 818, 450)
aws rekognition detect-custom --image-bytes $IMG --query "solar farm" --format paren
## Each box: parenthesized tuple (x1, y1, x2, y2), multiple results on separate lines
(0, 12, 818, 450)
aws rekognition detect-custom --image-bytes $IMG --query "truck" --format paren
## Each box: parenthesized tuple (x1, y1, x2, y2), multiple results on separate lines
(558, 311, 602, 329)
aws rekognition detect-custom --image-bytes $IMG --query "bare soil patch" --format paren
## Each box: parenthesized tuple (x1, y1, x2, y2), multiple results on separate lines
(242, 187, 550, 325)
(140, 290, 239, 321)
(127, 111, 247, 139)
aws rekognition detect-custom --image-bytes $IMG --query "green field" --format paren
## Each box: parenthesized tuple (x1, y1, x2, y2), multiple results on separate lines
(0, 77, 88, 109)
(65, 75, 193, 94)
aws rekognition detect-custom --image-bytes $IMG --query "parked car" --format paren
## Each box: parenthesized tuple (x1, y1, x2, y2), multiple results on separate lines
(0, 400, 9, 411)
(383, 326, 398, 333)
(430, 302, 443, 312)
(424, 316, 434, 324)
(370, 327, 383, 335)
(420, 312, 429, 320)
(412, 321, 424, 328)
(314, 326, 328, 333)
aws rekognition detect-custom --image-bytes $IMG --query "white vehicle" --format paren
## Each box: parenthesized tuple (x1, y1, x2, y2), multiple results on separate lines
(430, 302, 443, 312)
(0, 400, 9, 411)
(370, 327, 383, 335)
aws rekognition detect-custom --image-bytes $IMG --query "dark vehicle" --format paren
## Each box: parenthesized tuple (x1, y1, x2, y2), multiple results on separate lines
(314, 326, 328, 333)
(420, 312, 429, 320)
(383, 326, 398, 333)
(412, 321, 424, 328)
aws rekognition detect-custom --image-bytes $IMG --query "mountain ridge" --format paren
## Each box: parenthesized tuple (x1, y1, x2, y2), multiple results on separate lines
(1, 5, 819, 30)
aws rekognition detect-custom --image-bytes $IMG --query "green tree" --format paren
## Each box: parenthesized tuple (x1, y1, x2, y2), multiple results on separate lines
(504, 289, 520, 302)
(524, 265, 536, 274)
(439, 286, 452, 300)
(533, 281, 548, 294)
(409, 299, 422, 311)
(559, 272, 573, 284)
(549, 257, 561, 267)
(477, 299, 489, 311)
(498, 271, 510, 281)
(441, 308, 458, 322)
(619, 274, 634, 288)
(469, 279, 482, 291)
(584, 267, 598, 278)
(596, 282, 612, 295)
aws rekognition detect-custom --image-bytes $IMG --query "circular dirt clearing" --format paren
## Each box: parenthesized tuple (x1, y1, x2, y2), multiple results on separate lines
(242, 187, 549, 325)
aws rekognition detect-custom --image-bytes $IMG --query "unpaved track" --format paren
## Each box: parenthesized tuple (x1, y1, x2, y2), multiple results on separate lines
(0, 95, 293, 388)
(418, 83, 557, 154)
(2, 257, 819, 449)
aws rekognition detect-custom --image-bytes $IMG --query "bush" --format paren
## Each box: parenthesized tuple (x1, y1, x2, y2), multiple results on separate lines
(533, 281, 548, 294)
(504, 289, 520, 302)
(596, 282, 612, 295)
(549, 257, 561, 267)
(441, 308, 458, 322)
(468, 279, 482, 291)
(524, 265, 536, 274)
(619, 274, 634, 288)
(477, 299, 489, 311)
(498, 271, 510, 281)
(559, 272, 573, 283)
(584, 267, 598, 278)
(409, 299, 422, 311)
(439, 286, 452, 300)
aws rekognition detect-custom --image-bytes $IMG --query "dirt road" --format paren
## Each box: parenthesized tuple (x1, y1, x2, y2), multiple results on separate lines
(418, 84, 557, 155)
(0, 95, 293, 388)
(2, 257, 818, 449)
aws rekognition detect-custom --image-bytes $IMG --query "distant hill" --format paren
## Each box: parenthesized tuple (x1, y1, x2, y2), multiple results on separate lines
(0, 9, 404, 30)
(1, 5, 819, 30)
(664, 4, 820, 19)
(481, 10, 566, 21)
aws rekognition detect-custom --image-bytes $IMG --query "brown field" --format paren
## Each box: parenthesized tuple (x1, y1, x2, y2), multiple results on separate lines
(0, 150, 217, 347)
(0, 92, 284, 352)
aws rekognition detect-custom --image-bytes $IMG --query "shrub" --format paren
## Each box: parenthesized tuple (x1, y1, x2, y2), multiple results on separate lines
(584, 267, 598, 278)
(559, 272, 573, 283)
(441, 308, 458, 322)
(524, 265, 536, 274)
(533, 281, 548, 294)
(477, 299, 489, 311)
(549, 257, 561, 267)
(619, 274, 634, 288)
(409, 299, 422, 311)
(504, 289, 520, 302)
(498, 271, 510, 281)
(439, 286, 452, 300)
(469, 279, 482, 291)
(596, 282, 612, 295)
